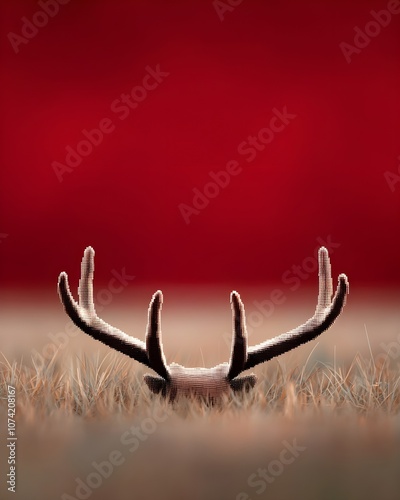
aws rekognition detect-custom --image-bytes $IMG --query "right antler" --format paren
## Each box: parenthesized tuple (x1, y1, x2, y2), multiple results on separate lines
(58, 247, 170, 380)
(227, 247, 349, 377)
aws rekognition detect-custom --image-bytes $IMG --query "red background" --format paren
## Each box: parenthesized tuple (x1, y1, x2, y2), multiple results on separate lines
(0, 0, 399, 289)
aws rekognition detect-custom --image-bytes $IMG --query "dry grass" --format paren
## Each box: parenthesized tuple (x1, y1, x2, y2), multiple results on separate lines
(1, 351, 400, 419)
(1, 351, 400, 500)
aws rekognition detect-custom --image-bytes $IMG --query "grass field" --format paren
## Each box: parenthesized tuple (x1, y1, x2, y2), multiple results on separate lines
(0, 286, 399, 500)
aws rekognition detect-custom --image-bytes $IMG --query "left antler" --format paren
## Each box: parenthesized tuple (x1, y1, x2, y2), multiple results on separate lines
(58, 247, 170, 380)
(227, 247, 349, 376)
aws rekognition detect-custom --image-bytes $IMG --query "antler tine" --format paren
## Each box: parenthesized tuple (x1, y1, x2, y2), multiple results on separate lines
(58, 247, 166, 376)
(242, 247, 349, 371)
(146, 291, 170, 381)
(227, 291, 248, 380)
(317, 246, 333, 310)
(78, 246, 95, 312)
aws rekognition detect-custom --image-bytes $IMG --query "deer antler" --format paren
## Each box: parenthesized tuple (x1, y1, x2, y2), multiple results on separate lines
(231, 247, 349, 374)
(58, 247, 170, 380)
(58, 246, 348, 399)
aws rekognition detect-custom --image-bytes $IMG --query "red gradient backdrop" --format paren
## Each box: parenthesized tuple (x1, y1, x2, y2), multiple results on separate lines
(0, 0, 399, 289)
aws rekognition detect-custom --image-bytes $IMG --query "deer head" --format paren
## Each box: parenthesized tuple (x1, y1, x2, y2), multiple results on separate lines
(58, 247, 348, 400)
